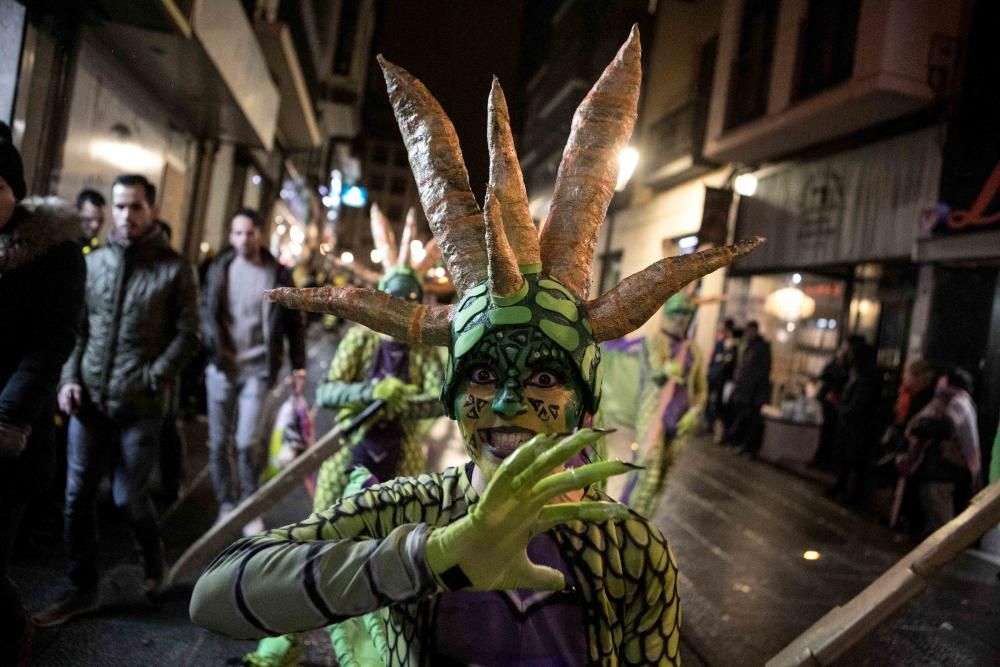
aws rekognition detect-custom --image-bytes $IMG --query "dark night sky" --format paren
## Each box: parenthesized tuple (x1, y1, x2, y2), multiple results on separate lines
(369, 0, 529, 193)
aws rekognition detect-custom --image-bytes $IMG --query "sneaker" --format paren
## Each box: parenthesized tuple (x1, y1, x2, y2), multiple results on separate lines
(32, 588, 100, 628)
(242, 516, 265, 537)
(242, 634, 301, 667)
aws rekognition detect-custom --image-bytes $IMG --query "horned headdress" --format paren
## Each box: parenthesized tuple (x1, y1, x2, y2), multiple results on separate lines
(268, 26, 763, 416)
(369, 203, 441, 301)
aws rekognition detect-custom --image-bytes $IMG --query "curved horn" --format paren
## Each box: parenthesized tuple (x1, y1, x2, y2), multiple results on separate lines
(397, 207, 418, 268)
(587, 237, 765, 342)
(488, 78, 539, 268)
(540, 25, 642, 298)
(379, 55, 487, 293)
(370, 203, 398, 271)
(484, 186, 523, 297)
(266, 287, 452, 346)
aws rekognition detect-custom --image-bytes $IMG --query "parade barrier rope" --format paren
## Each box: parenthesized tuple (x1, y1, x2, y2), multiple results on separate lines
(767, 480, 1000, 666)
(165, 400, 386, 587)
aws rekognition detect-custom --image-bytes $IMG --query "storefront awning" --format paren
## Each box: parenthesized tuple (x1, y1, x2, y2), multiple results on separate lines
(254, 21, 322, 150)
(732, 127, 943, 273)
(92, 0, 279, 150)
(913, 229, 1000, 263)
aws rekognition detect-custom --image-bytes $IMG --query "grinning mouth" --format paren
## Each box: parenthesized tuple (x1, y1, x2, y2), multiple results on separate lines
(478, 427, 537, 459)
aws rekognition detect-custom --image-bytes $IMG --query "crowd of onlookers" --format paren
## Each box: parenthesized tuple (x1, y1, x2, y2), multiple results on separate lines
(0, 123, 305, 663)
(702, 308, 985, 540)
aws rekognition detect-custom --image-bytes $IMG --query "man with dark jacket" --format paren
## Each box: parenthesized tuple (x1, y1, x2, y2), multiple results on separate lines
(726, 320, 772, 454)
(201, 208, 305, 532)
(35, 174, 200, 627)
(0, 123, 86, 665)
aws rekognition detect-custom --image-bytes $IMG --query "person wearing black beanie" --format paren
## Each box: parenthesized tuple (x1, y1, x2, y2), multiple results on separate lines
(0, 121, 86, 665)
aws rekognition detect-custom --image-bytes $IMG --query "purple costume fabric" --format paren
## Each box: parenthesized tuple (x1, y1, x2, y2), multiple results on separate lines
(660, 337, 695, 440)
(350, 340, 410, 481)
(431, 532, 587, 666)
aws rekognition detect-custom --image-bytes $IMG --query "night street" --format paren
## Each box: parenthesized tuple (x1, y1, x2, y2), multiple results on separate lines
(12, 328, 999, 666)
(4, 1, 1000, 665)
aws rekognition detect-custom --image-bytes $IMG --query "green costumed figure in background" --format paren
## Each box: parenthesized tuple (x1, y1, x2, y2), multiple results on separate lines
(617, 292, 707, 518)
(244, 206, 446, 667)
(193, 27, 762, 665)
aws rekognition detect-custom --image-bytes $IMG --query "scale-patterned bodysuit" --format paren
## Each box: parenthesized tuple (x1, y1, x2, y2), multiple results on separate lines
(312, 325, 444, 511)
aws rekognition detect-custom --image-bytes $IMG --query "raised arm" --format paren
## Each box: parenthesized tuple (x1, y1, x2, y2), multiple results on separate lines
(190, 477, 443, 638)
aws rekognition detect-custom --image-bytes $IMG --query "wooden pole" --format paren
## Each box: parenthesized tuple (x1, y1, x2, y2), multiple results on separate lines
(767, 480, 1000, 667)
(165, 400, 385, 586)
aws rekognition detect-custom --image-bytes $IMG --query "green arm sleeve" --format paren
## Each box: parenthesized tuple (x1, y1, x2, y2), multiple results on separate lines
(315, 327, 374, 410)
(190, 481, 442, 639)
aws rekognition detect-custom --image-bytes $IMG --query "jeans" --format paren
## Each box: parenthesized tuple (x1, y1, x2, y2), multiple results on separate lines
(205, 364, 269, 506)
(65, 412, 163, 590)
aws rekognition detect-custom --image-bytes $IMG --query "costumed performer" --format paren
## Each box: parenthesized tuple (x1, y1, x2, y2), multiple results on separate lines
(191, 27, 762, 665)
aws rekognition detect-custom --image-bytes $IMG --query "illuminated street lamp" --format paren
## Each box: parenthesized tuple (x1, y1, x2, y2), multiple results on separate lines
(615, 146, 639, 191)
(734, 173, 758, 197)
(341, 251, 354, 264)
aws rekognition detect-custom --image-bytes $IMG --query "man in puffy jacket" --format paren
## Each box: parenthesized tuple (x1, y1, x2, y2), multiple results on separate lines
(34, 174, 200, 627)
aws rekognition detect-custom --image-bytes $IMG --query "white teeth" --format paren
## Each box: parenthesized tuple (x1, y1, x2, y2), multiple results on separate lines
(488, 430, 533, 451)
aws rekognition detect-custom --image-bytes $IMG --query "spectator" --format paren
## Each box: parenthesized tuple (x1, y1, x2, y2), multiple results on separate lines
(201, 208, 306, 533)
(705, 318, 737, 440)
(75, 189, 105, 253)
(899, 367, 982, 535)
(827, 337, 881, 505)
(34, 174, 200, 627)
(0, 122, 86, 664)
(726, 320, 771, 455)
(812, 340, 850, 470)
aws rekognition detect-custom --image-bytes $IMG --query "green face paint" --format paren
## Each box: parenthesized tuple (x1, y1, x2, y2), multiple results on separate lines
(452, 326, 584, 482)
(442, 272, 602, 418)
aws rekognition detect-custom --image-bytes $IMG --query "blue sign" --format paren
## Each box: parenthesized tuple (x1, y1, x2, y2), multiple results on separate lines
(341, 185, 368, 208)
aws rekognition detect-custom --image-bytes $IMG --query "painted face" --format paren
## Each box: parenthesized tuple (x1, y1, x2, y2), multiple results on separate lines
(111, 183, 154, 242)
(453, 326, 585, 482)
(0, 177, 15, 229)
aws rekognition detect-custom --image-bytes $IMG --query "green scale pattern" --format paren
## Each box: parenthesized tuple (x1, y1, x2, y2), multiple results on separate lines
(444, 271, 603, 417)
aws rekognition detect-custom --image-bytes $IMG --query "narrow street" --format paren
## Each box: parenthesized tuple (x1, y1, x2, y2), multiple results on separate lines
(656, 440, 1000, 666)
(12, 330, 999, 666)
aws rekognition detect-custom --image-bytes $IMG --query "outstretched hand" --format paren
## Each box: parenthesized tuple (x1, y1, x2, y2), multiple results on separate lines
(424, 428, 636, 592)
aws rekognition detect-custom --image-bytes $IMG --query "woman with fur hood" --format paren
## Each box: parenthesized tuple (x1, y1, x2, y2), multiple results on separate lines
(0, 121, 86, 666)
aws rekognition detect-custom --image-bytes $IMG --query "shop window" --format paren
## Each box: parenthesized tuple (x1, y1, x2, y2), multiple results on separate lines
(724, 0, 779, 130)
(793, 0, 861, 102)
